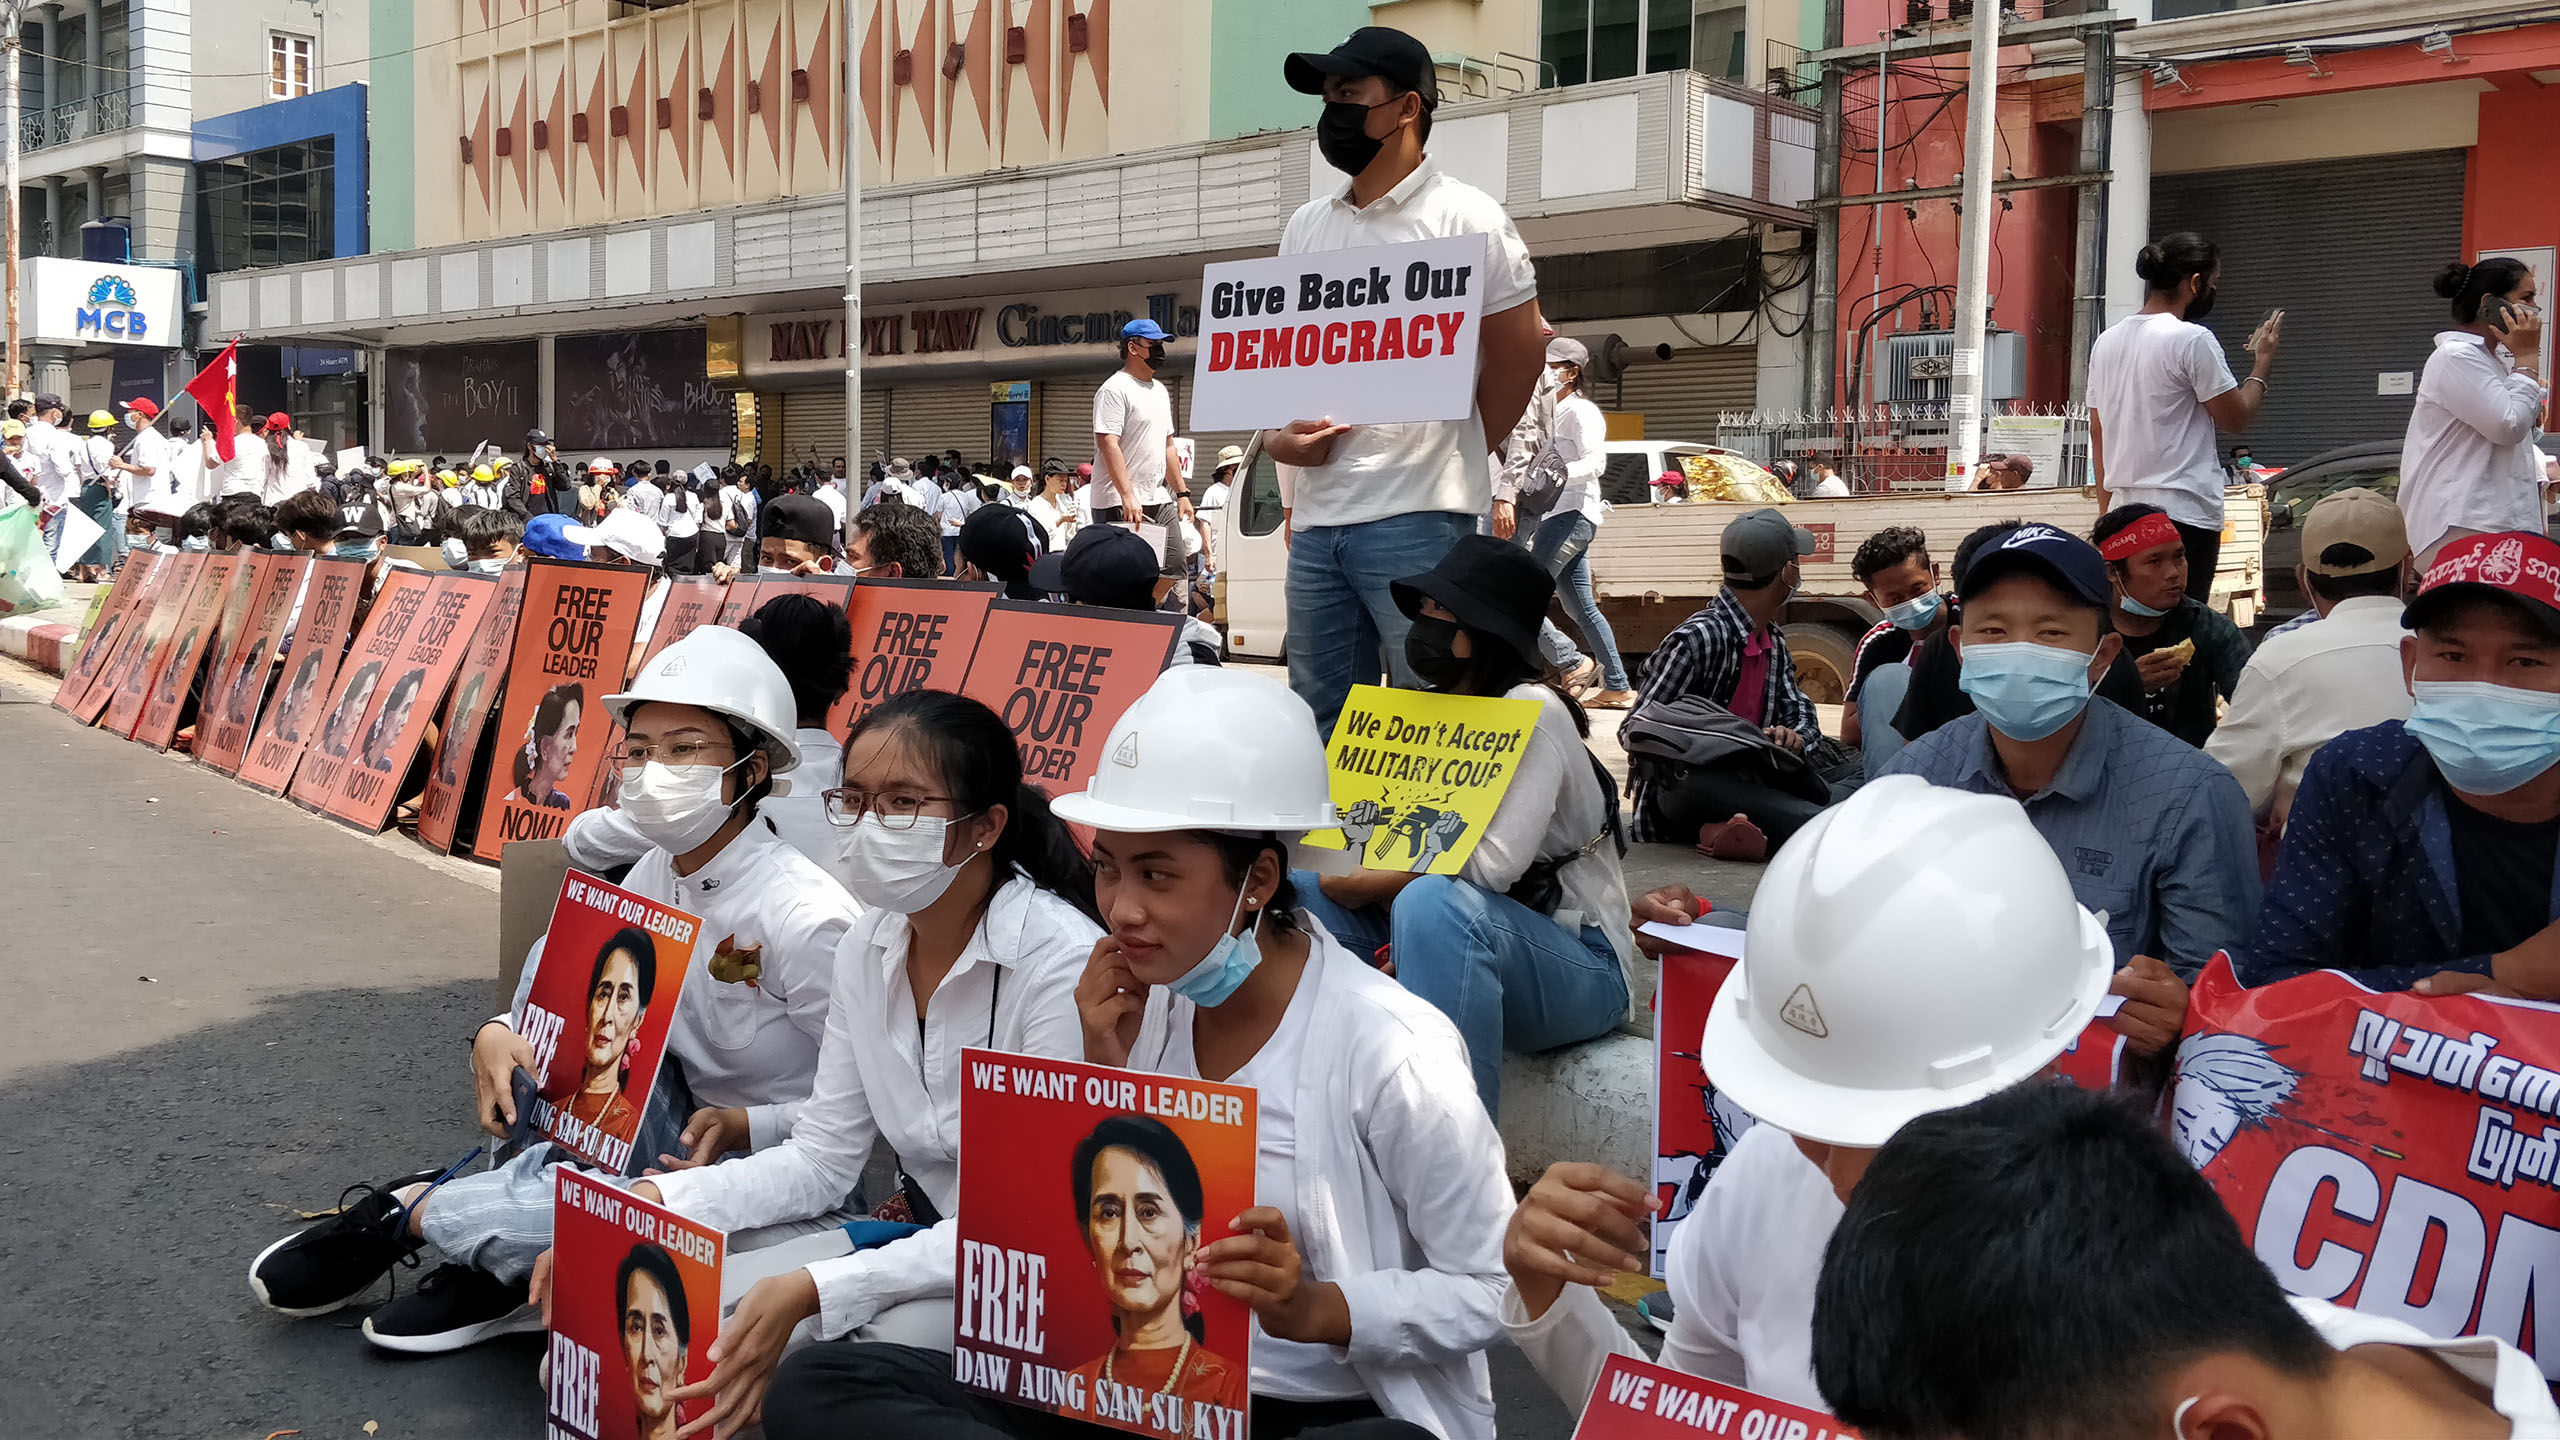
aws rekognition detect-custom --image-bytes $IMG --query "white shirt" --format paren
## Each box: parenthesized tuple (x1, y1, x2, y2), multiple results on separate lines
(624, 478, 667, 524)
(503, 820, 859, 1147)
(2399, 331, 2549, 554)
(23, 419, 80, 505)
(2203, 594, 2414, 821)
(115, 426, 173, 514)
(1277, 158, 1540, 531)
(2087, 311, 2241, 529)
(253, 442, 323, 505)
(564, 727, 846, 876)
(665, 487, 702, 540)
(1539, 393, 1612, 525)
(82, 433, 116, 491)
(813, 481, 849, 533)
(936, 487, 970, 537)
(1502, 1123, 1840, 1414)
(1090, 369, 1176, 513)
(1198, 479, 1231, 513)
(649, 874, 1098, 1339)
(1028, 491, 1079, 546)
(1459, 685, 1637, 1002)
(2294, 1298, 2560, 1438)
(1129, 923, 1513, 1437)
(1811, 472, 1851, 498)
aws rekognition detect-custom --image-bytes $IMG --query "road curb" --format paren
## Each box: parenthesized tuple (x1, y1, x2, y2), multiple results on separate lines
(0, 611, 77, 676)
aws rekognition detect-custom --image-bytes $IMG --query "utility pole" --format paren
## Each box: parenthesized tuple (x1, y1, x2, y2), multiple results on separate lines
(842, 47, 862, 474)
(1943, 0, 2000, 491)
(1803, 0, 1845, 411)
(5, 0, 22, 397)
(2065, 22, 2114, 418)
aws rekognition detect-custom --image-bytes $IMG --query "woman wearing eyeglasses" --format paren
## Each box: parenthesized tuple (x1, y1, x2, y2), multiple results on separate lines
(546, 687, 1106, 1440)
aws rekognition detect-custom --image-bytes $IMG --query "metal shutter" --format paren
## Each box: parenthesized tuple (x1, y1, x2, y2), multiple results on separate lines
(2152, 150, 2463, 469)
(1606, 345, 1759, 442)
(775, 389, 844, 471)
(1040, 376, 1101, 468)
(883, 381, 988, 461)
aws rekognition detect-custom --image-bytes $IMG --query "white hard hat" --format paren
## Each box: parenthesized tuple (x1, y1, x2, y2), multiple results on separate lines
(563, 507, 665, 567)
(603, 626, 803, 776)
(1702, 775, 2112, 1149)
(1051, 669, 1336, 834)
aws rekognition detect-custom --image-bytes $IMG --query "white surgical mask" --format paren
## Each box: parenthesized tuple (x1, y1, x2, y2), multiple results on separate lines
(617, 758, 745, 854)
(830, 813, 967, 913)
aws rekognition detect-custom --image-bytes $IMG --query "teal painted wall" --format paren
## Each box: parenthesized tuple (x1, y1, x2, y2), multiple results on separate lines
(1208, 0, 1373, 140)
(367, 0, 415, 252)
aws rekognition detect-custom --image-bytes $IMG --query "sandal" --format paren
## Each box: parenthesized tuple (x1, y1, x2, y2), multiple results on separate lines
(1559, 658, 1600, 695)
(1585, 689, 1638, 709)
(1695, 815, 1769, 862)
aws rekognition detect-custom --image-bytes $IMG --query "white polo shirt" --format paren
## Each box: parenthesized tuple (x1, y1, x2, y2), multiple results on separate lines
(2086, 310, 2240, 529)
(1276, 158, 1538, 530)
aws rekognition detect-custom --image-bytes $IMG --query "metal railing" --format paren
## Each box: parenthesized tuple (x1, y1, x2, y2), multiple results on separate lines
(1714, 401, 2092, 492)
(21, 86, 135, 152)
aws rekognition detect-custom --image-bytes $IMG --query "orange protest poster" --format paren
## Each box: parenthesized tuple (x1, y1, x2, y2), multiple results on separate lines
(1571, 1354, 1855, 1439)
(416, 570, 526, 854)
(583, 575, 734, 811)
(470, 561, 650, 861)
(130, 553, 242, 750)
(93, 551, 208, 734)
(52, 549, 156, 713)
(517, 870, 702, 1172)
(195, 555, 314, 776)
(322, 573, 499, 831)
(711, 572, 855, 628)
(290, 568, 437, 812)
(546, 1169, 724, 1440)
(170, 552, 271, 754)
(958, 602, 1179, 795)
(954, 1049, 1255, 1438)
(232, 557, 371, 796)
(830, 578, 996, 735)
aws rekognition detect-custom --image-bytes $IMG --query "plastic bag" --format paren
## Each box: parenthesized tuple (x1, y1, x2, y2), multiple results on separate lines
(0, 504, 67, 615)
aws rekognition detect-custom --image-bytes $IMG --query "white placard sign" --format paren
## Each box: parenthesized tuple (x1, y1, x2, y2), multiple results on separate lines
(1188, 234, 1490, 432)
(1983, 414, 2067, 489)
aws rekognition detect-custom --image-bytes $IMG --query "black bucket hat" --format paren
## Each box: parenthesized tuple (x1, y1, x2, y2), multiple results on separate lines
(1389, 534, 1555, 672)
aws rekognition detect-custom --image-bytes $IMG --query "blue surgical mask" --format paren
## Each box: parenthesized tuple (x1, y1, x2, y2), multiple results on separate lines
(1884, 591, 1943, 631)
(178, 535, 211, 553)
(331, 538, 381, 560)
(2119, 593, 2172, 618)
(441, 537, 470, 569)
(466, 556, 508, 575)
(2406, 680, 2560, 796)
(1167, 876, 1264, 1008)
(1959, 641, 2099, 742)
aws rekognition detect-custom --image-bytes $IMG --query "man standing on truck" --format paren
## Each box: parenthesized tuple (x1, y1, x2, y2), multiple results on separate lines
(1258, 25, 1546, 732)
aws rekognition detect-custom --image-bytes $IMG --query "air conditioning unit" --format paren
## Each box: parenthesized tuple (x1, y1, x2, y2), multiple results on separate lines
(1883, 329, 2024, 404)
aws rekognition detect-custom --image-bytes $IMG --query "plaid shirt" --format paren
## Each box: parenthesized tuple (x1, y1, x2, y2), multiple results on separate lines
(1628, 588, 1822, 841)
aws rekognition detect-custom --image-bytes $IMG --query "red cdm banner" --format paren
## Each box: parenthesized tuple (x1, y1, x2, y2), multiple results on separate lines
(546, 1169, 723, 1440)
(1570, 1354, 1855, 1439)
(416, 569, 526, 854)
(195, 554, 311, 775)
(954, 1049, 1255, 1438)
(830, 579, 997, 735)
(957, 602, 1178, 796)
(2175, 953, 2560, 1378)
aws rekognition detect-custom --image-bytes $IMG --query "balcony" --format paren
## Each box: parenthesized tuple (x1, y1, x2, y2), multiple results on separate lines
(21, 87, 134, 153)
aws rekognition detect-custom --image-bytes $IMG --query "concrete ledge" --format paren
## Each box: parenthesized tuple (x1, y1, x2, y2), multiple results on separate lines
(0, 612, 78, 675)
(1501, 1031, 1655, 1184)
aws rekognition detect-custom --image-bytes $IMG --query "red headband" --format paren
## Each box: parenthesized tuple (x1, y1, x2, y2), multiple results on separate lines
(2098, 512, 2182, 563)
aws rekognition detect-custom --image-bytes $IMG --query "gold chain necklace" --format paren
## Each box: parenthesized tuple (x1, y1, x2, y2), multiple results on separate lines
(1102, 1332, 1192, 1396)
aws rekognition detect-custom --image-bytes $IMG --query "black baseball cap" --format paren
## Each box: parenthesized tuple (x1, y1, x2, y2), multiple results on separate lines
(1029, 523, 1157, 609)
(759, 494, 836, 549)
(1957, 522, 2113, 610)
(959, 503, 1038, 582)
(1285, 27, 1438, 103)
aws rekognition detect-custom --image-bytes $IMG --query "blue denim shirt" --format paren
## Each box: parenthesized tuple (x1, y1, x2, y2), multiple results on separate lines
(2236, 720, 2560, 991)
(1881, 699, 2261, 976)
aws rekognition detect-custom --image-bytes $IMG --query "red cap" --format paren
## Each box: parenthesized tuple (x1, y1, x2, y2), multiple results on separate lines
(2408, 531, 2560, 639)
(263, 412, 292, 433)
(121, 397, 159, 420)
(1075, 462, 1093, 478)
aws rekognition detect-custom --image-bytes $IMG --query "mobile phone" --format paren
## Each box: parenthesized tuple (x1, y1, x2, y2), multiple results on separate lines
(2485, 295, 2516, 331)
(505, 1065, 542, 1147)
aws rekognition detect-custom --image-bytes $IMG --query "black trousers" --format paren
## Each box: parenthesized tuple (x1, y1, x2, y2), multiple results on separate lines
(763, 1342, 1430, 1440)
(2175, 520, 2221, 603)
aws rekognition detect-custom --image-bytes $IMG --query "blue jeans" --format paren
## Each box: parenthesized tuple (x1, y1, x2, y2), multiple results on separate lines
(1294, 869, 1629, 1118)
(1528, 511, 1629, 690)
(1286, 510, 1477, 733)
(1857, 663, 1911, 775)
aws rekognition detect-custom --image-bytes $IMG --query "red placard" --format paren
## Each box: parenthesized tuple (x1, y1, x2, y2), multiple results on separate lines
(1652, 942, 1748, 1276)
(52, 549, 157, 713)
(417, 570, 527, 854)
(958, 602, 1180, 796)
(546, 1170, 724, 1440)
(131, 553, 244, 749)
(93, 551, 208, 733)
(321, 573, 500, 831)
(830, 578, 997, 736)
(232, 557, 370, 795)
(1571, 1354, 1855, 1439)
(195, 555, 314, 775)
(469, 561, 650, 861)
(290, 568, 436, 812)
(516, 869, 702, 1172)
(2175, 953, 2560, 1377)
(955, 1050, 1255, 1438)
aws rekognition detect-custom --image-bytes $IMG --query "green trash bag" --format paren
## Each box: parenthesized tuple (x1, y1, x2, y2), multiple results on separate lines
(0, 504, 66, 615)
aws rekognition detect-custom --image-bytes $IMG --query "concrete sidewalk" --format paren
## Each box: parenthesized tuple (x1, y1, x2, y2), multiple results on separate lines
(0, 579, 99, 676)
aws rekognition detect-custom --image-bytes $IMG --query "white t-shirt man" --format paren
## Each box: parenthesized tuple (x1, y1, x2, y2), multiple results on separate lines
(1089, 369, 1175, 515)
(1277, 158, 1540, 530)
(115, 425, 171, 514)
(623, 476, 666, 524)
(23, 417, 80, 506)
(2086, 310, 2240, 530)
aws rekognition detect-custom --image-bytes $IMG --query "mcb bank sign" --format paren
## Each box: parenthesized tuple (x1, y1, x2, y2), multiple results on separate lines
(22, 256, 180, 349)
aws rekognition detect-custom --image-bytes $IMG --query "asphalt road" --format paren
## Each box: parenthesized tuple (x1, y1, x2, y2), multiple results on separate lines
(0, 672, 1585, 1439)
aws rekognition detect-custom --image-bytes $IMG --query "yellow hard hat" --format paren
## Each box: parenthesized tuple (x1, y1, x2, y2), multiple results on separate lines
(440, 469, 463, 487)
(385, 459, 416, 476)
(471, 464, 495, 483)
(87, 409, 116, 430)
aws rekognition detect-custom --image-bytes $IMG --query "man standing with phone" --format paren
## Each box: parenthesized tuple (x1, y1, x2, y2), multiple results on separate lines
(1089, 317, 1190, 603)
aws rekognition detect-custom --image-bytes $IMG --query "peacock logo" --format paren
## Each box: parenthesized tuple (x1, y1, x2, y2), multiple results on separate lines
(73, 271, 150, 341)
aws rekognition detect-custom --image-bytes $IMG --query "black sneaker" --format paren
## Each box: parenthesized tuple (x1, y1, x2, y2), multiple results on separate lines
(248, 1170, 438, 1317)
(362, 1263, 542, 1353)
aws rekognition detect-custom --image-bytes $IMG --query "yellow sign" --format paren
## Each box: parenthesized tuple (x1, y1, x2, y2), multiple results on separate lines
(1305, 684, 1544, 874)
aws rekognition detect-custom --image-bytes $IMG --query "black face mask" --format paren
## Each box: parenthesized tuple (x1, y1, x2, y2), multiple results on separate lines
(1144, 341, 1166, 367)
(2183, 283, 2218, 323)
(1317, 99, 1392, 176)
(1403, 615, 1470, 690)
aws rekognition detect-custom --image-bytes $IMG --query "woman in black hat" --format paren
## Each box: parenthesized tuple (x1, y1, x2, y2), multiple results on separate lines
(1294, 534, 1637, 1118)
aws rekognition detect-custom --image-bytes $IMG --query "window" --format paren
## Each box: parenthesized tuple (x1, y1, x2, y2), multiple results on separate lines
(269, 32, 313, 100)
(196, 136, 337, 275)
(1542, 0, 1703, 87)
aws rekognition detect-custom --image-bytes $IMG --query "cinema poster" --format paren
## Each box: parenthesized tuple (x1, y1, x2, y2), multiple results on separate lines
(831, 579, 996, 736)
(470, 560, 649, 862)
(233, 558, 369, 795)
(546, 1169, 723, 1440)
(321, 573, 498, 832)
(953, 1049, 1255, 1438)
(517, 870, 702, 1173)
(957, 602, 1176, 798)
(417, 569, 526, 854)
